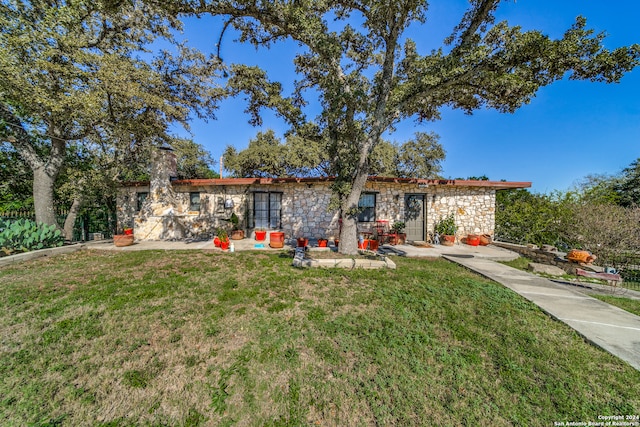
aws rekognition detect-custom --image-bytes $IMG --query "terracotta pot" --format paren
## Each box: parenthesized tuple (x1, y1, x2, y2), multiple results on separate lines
(396, 233, 406, 245)
(297, 237, 308, 248)
(255, 230, 267, 241)
(441, 235, 455, 246)
(114, 234, 134, 247)
(231, 230, 245, 240)
(318, 239, 328, 247)
(466, 235, 480, 246)
(479, 234, 492, 246)
(270, 232, 285, 248)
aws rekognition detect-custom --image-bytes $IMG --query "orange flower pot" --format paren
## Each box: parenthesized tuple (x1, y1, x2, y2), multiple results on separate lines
(114, 234, 134, 247)
(270, 232, 285, 248)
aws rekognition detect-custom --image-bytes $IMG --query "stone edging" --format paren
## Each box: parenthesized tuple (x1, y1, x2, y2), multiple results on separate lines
(0, 243, 88, 268)
(292, 249, 396, 270)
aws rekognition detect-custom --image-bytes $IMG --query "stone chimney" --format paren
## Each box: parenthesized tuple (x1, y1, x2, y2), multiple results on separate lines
(135, 144, 185, 240)
(149, 143, 177, 202)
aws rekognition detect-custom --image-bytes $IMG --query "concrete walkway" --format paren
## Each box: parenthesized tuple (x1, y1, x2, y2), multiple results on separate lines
(445, 254, 640, 371)
(84, 237, 520, 260)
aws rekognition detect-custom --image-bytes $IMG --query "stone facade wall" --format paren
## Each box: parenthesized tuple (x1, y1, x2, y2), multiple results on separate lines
(118, 177, 498, 242)
(428, 186, 496, 238)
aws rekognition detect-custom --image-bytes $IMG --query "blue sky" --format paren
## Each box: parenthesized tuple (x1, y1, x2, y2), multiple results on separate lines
(170, 0, 640, 193)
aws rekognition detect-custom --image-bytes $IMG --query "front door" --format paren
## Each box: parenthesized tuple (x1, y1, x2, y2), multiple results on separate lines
(404, 194, 425, 242)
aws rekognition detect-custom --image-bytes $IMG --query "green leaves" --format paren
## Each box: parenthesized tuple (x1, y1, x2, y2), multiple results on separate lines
(0, 219, 63, 254)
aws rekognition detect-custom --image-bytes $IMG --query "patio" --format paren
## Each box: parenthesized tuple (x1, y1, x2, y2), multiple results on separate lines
(87, 237, 519, 261)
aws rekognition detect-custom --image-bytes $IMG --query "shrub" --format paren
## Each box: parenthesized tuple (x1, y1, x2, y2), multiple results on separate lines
(561, 203, 640, 268)
(495, 189, 574, 247)
(434, 214, 456, 235)
(0, 218, 63, 254)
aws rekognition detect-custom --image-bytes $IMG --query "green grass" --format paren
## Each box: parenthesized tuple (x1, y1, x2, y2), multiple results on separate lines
(592, 295, 640, 317)
(1, 249, 639, 426)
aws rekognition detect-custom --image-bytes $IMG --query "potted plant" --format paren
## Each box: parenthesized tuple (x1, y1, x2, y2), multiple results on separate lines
(114, 225, 134, 247)
(229, 213, 244, 240)
(114, 234, 134, 247)
(217, 228, 230, 250)
(297, 237, 309, 248)
(254, 228, 267, 241)
(435, 214, 457, 246)
(391, 221, 406, 245)
(317, 238, 328, 247)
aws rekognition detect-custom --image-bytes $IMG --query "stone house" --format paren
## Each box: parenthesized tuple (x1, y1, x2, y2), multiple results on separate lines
(117, 148, 531, 242)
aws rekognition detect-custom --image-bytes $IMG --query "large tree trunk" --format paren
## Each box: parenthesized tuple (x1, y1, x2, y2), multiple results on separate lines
(3, 107, 67, 229)
(338, 168, 369, 255)
(33, 166, 59, 227)
(63, 197, 83, 241)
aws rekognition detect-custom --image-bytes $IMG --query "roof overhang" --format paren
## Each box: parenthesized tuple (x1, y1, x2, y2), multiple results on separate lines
(121, 176, 531, 190)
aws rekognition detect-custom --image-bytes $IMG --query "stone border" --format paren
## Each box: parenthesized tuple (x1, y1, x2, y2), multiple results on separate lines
(292, 248, 396, 270)
(0, 243, 88, 268)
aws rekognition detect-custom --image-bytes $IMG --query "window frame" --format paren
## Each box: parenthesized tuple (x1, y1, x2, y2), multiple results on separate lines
(252, 191, 283, 229)
(189, 192, 201, 212)
(136, 192, 148, 212)
(357, 192, 377, 222)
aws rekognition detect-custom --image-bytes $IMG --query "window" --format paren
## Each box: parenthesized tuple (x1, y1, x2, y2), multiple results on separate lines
(189, 192, 201, 212)
(357, 193, 376, 222)
(136, 192, 148, 212)
(253, 192, 282, 229)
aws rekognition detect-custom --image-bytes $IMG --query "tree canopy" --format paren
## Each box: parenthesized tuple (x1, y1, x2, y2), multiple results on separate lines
(180, 0, 639, 253)
(223, 130, 444, 179)
(0, 0, 222, 232)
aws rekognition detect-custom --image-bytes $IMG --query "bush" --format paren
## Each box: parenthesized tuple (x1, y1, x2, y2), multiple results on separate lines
(562, 204, 640, 267)
(0, 218, 64, 254)
(495, 189, 574, 247)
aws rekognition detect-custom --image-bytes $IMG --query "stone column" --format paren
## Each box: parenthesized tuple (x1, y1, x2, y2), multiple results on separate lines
(135, 146, 184, 240)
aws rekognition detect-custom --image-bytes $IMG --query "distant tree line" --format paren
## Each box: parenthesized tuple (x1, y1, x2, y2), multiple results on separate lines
(495, 158, 640, 267)
(223, 130, 445, 179)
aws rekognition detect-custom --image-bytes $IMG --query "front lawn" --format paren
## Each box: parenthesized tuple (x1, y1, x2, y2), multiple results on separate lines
(1, 250, 638, 426)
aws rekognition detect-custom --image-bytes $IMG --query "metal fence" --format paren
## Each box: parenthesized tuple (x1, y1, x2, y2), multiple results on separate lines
(610, 254, 640, 291)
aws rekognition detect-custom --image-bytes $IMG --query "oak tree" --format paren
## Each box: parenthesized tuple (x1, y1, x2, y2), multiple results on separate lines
(0, 0, 222, 234)
(180, 0, 639, 253)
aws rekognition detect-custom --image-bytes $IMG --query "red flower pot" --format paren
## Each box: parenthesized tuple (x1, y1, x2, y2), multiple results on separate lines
(255, 230, 267, 241)
(213, 236, 221, 247)
(466, 235, 480, 246)
(318, 239, 328, 247)
(220, 240, 230, 250)
(297, 238, 308, 248)
(369, 240, 379, 251)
